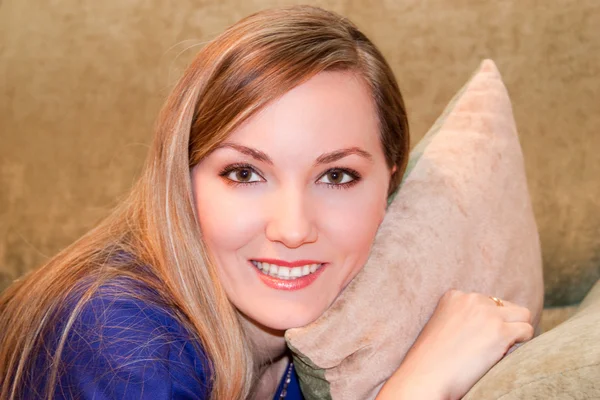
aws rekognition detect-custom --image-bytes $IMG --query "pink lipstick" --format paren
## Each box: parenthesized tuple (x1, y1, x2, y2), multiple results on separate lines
(249, 259, 327, 291)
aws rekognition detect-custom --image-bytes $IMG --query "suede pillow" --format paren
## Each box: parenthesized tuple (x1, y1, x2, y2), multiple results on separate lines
(285, 60, 545, 400)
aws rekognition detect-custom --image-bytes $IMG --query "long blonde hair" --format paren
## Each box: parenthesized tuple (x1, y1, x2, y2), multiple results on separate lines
(0, 5, 409, 399)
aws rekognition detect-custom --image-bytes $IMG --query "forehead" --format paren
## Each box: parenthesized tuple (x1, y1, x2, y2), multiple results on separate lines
(226, 71, 381, 154)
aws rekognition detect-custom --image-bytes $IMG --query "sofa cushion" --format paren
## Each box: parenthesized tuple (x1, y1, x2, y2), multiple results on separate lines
(464, 279, 600, 399)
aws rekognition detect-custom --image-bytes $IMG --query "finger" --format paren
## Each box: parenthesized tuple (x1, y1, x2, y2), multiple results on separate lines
(504, 321, 535, 345)
(497, 305, 532, 323)
(492, 298, 520, 309)
(476, 293, 518, 309)
(484, 296, 532, 323)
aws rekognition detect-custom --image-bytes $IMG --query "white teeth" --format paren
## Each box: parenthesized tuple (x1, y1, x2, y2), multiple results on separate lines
(251, 261, 323, 279)
(278, 267, 290, 278)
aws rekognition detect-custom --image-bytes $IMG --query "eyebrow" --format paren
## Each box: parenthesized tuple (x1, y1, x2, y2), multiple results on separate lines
(215, 143, 274, 165)
(314, 147, 373, 166)
(215, 142, 373, 166)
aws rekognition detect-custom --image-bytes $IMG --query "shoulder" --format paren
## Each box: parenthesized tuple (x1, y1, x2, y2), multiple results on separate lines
(35, 279, 212, 399)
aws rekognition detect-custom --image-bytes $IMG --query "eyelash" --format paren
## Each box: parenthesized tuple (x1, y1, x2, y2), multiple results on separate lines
(218, 163, 362, 190)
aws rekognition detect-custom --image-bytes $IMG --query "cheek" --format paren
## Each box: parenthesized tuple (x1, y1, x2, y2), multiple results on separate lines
(193, 177, 263, 253)
(317, 187, 386, 256)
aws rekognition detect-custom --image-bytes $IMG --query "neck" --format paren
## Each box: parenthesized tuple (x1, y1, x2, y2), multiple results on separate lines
(240, 311, 288, 366)
(240, 313, 291, 399)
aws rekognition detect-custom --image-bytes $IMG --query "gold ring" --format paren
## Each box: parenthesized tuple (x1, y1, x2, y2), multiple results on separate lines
(489, 296, 504, 307)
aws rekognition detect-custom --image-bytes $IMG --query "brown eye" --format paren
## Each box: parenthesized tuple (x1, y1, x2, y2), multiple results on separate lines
(235, 168, 251, 182)
(224, 166, 262, 184)
(327, 170, 343, 184)
(318, 169, 356, 185)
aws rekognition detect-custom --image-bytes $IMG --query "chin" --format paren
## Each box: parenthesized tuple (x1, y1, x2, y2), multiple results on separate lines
(251, 304, 327, 331)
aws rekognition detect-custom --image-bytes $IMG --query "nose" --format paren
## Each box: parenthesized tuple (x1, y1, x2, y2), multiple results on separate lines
(265, 186, 318, 248)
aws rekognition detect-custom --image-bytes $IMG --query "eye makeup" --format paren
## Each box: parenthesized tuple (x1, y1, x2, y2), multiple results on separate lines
(318, 167, 362, 190)
(217, 163, 362, 190)
(218, 163, 264, 187)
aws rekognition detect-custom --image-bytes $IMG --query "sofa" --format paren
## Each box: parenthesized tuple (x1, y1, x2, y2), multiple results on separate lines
(1, 0, 598, 398)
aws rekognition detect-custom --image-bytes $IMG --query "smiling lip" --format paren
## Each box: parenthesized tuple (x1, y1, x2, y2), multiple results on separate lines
(252, 258, 324, 267)
(249, 259, 327, 291)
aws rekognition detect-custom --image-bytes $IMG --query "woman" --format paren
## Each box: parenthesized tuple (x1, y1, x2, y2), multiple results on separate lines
(0, 5, 533, 400)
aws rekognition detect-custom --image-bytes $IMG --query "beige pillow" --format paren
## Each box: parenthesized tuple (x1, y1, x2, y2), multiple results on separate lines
(285, 60, 545, 400)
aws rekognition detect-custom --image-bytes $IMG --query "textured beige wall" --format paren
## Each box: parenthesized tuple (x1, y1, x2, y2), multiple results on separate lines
(1, 0, 599, 306)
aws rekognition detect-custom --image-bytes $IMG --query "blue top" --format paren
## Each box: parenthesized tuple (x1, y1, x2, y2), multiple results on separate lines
(26, 282, 303, 399)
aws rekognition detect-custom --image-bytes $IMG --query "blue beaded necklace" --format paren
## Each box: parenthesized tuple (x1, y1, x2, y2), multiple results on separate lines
(278, 362, 294, 399)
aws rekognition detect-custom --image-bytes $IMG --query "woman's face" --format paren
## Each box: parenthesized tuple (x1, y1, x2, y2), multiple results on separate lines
(191, 71, 393, 330)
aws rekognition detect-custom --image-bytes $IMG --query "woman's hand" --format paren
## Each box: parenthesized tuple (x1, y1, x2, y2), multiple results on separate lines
(376, 289, 534, 400)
